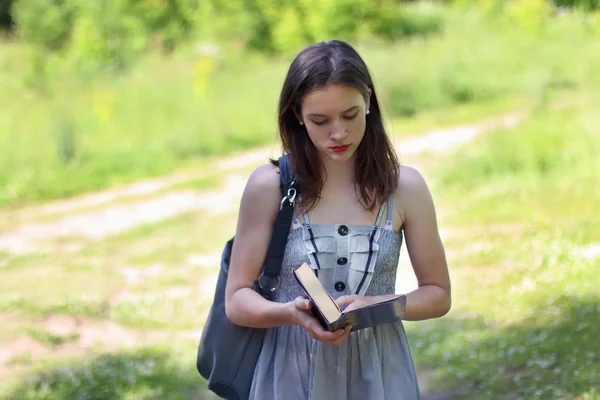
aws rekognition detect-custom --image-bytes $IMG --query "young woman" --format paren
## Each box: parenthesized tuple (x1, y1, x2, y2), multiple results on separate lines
(224, 40, 451, 399)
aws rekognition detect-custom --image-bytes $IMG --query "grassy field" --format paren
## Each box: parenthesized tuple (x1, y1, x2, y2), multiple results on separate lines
(2, 95, 599, 399)
(0, 199, 239, 398)
(404, 94, 600, 399)
(2, 3, 600, 399)
(2, 5, 600, 207)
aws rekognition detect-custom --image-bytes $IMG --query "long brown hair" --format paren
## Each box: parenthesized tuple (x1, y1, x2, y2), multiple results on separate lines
(275, 40, 399, 212)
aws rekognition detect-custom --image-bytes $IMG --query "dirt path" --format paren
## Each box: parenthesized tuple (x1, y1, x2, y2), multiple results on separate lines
(0, 111, 524, 255)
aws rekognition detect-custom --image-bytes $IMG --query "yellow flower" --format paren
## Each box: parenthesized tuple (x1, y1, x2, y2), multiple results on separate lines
(193, 55, 216, 99)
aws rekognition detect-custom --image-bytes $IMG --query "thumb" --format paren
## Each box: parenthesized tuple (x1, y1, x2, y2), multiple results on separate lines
(294, 296, 312, 310)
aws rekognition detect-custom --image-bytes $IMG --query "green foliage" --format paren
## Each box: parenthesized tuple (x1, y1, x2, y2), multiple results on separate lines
(553, 0, 600, 10)
(9, 0, 445, 61)
(65, 0, 148, 72)
(240, 0, 377, 54)
(371, 2, 445, 40)
(128, 0, 200, 51)
(0, 0, 16, 29)
(373, 5, 600, 118)
(243, 0, 445, 55)
(13, 0, 75, 50)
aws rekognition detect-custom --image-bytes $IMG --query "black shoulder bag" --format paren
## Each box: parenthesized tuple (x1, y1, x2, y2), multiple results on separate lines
(196, 154, 297, 400)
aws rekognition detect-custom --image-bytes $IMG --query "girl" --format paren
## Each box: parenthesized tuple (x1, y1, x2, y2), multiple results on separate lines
(225, 40, 451, 400)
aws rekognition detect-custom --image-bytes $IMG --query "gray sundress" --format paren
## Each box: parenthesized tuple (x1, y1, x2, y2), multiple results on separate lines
(249, 195, 421, 400)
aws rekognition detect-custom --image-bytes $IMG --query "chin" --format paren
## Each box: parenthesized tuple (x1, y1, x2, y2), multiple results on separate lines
(325, 149, 356, 163)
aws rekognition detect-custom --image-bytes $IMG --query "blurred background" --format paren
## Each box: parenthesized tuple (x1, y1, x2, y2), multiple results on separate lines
(0, 0, 599, 398)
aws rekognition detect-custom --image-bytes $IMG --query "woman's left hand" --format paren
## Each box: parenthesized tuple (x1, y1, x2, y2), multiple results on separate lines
(335, 295, 374, 313)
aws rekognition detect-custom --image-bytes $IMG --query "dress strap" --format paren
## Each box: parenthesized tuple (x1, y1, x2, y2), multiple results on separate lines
(291, 201, 303, 230)
(371, 201, 386, 243)
(375, 199, 387, 227)
(384, 194, 394, 231)
(301, 199, 311, 227)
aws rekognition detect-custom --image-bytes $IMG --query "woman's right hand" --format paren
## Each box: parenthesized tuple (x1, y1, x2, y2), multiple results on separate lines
(289, 296, 352, 347)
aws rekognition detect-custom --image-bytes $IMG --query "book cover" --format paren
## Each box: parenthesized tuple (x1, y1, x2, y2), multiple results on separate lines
(293, 263, 405, 332)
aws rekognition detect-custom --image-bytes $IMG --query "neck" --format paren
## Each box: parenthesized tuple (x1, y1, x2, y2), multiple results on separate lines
(320, 154, 356, 188)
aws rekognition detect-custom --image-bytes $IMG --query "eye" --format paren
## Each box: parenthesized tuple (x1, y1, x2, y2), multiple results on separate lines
(311, 119, 328, 126)
(343, 112, 359, 120)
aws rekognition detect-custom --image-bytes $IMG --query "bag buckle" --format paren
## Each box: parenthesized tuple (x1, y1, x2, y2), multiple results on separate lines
(279, 185, 297, 210)
(257, 273, 281, 292)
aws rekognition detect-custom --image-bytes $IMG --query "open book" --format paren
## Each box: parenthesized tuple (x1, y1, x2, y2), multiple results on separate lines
(293, 263, 405, 332)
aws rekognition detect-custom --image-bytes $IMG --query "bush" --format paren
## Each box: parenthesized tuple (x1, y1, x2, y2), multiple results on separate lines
(552, 0, 600, 10)
(372, 3, 445, 40)
(242, 0, 377, 54)
(65, 0, 148, 72)
(0, 0, 16, 30)
(128, 0, 201, 51)
(13, 0, 75, 50)
(10, 0, 447, 61)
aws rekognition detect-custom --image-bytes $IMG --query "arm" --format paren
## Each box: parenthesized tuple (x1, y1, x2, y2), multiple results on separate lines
(225, 163, 353, 344)
(337, 166, 451, 320)
(396, 165, 451, 320)
(224, 163, 295, 328)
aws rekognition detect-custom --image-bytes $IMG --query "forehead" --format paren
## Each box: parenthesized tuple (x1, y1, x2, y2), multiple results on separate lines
(301, 84, 363, 114)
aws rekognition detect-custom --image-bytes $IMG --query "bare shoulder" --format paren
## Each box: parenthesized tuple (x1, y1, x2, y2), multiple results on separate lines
(398, 165, 428, 189)
(396, 165, 432, 200)
(239, 163, 281, 220)
(394, 165, 436, 223)
(246, 163, 280, 193)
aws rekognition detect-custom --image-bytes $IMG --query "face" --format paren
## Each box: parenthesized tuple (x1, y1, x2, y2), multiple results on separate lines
(299, 84, 371, 163)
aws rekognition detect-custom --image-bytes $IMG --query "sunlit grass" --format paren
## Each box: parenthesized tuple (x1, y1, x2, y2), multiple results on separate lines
(405, 95, 600, 399)
(1, 345, 214, 400)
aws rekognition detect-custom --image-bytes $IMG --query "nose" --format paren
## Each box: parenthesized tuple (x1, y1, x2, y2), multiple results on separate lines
(329, 119, 348, 141)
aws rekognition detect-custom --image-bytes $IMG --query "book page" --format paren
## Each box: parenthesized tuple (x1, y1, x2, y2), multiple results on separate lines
(294, 263, 341, 323)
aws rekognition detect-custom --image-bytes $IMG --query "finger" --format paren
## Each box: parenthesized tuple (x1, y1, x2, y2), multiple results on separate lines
(328, 328, 352, 347)
(314, 326, 346, 342)
(342, 303, 359, 313)
(335, 295, 355, 307)
(297, 313, 317, 331)
(337, 325, 352, 339)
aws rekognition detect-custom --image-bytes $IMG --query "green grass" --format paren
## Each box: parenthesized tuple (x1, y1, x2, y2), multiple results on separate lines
(99, 208, 238, 329)
(1, 345, 213, 400)
(405, 95, 600, 399)
(2, 5, 600, 207)
(0, 44, 283, 207)
(24, 328, 80, 349)
(389, 94, 528, 137)
(436, 98, 600, 229)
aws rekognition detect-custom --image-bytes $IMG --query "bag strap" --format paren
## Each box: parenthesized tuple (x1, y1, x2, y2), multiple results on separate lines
(254, 154, 298, 298)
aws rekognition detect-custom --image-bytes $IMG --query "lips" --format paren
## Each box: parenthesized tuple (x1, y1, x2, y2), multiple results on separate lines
(330, 144, 351, 153)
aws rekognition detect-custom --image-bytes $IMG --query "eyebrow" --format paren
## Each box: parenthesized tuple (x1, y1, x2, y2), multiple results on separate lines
(307, 105, 360, 118)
